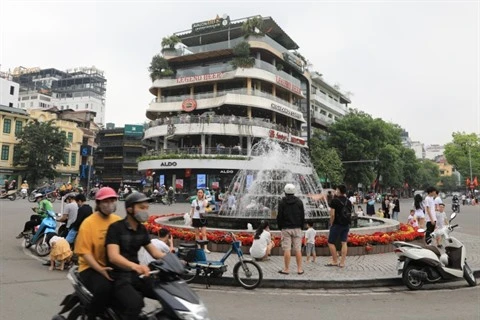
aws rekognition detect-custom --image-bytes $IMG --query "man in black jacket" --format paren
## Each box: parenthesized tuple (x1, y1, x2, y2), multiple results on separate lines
(276, 184, 305, 275)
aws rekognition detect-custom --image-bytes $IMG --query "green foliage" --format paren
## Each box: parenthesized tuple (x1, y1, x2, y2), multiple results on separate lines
(231, 41, 255, 69)
(400, 148, 421, 189)
(444, 132, 480, 180)
(137, 154, 250, 162)
(416, 160, 441, 190)
(161, 35, 181, 49)
(148, 55, 175, 81)
(309, 130, 344, 186)
(13, 120, 70, 186)
(438, 175, 459, 192)
(242, 16, 264, 37)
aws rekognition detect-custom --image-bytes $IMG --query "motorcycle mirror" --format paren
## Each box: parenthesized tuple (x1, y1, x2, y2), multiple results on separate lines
(417, 228, 426, 233)
(450, 212, 457, 220)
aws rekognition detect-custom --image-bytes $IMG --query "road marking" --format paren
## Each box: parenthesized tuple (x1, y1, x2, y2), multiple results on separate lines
(22, 239, 47, 263)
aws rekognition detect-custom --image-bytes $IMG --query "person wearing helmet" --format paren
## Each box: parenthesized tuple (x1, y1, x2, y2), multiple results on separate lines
(74, 187, 121, 319)
(105, 192, 166, 319)
(167, 186, 175, 205)
(16, 193, 54, 238)
(276, 183, 305, 275)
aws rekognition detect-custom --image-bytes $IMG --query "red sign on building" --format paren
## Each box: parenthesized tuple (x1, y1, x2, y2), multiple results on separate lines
(181, 98, 197, 112)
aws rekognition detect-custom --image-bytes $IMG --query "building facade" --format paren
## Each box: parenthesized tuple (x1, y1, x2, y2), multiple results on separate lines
(11, 66, 107, 126)
(140, 15, 351, 194)
(94, 124, 145, 190)
(0, 73, 20, 108)
(0, 105, 29, 182)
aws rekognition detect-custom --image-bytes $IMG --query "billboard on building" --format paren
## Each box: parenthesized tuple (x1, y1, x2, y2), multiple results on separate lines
(197, 174, 206, 189)
(124, 125, 144, 137)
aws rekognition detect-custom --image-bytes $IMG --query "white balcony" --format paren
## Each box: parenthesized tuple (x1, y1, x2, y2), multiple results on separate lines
(311, 92, 347, 116)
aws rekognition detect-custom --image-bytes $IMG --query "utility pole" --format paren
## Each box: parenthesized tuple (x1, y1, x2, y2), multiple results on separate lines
(468, 145, 473, 182)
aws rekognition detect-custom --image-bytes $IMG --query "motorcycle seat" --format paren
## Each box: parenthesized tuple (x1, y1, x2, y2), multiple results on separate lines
(425, 245, 442, 257)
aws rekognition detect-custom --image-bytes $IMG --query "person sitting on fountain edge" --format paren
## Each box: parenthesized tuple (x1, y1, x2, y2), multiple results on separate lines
(276, 183, 305, 275)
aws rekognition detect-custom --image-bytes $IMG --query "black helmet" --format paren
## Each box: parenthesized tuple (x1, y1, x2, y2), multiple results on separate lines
(125, 192, 151, 209)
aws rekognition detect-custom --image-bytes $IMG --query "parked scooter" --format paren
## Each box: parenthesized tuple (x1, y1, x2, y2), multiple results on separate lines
(24, 210, 58, 257)
(393, 212, 477, 290)
(0, 190, 17, 201)
(52, 253, 211, 320)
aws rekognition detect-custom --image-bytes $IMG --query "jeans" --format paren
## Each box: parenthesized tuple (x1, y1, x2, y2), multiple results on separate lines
(23, 215, 42, 232)
(392, 211, 399, 221)
(79, 268, 114, 318)
(65, 229, 77, 245)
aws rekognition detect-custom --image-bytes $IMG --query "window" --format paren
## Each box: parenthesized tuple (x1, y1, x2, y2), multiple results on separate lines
(63, 152, 69, 165)
(67, 132, 73, 142)
(10, 86, 14, 95)
(71, 152, 77, 166)
(9, 102, 13, 108)
(3, 119, 11, 134)
(13, 145, 20, 159)
(1, 145, 9, 160)
(15, 121, 23, 135)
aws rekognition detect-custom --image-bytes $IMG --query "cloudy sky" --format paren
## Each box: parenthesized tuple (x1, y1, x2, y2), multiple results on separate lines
(1, 0, 478, 145)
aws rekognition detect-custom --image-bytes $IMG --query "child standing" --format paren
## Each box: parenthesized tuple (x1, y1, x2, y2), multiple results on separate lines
(435, 203, 448, 248)
(355, 205, 365, 217)
(407, 209, 418, 228)
(304, 221, 316, 263)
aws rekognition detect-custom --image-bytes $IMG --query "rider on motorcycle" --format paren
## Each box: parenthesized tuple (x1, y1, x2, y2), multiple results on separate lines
(452, 195, 460, 212)
(16, 193, 53, 238)
(105, 192, 166, 319)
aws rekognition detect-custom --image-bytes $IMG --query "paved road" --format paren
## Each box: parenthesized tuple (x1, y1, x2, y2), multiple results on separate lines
(0, 198, 479, 319)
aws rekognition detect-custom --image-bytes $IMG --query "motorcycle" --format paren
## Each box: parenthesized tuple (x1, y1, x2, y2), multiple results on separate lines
(0, 190, 17, 201)
(19, 188, 29, 199)
(24, 210, 58, 257)
(393, 212, 477, 290)
(451, 200, 461, 213)
(52, 253, 211, 320)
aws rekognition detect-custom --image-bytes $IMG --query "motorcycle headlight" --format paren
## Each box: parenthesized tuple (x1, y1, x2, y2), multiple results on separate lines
(174, 297, 210, 320)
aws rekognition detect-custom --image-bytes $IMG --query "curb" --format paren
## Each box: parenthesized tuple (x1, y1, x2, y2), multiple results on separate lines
(189, 269, 480, 289)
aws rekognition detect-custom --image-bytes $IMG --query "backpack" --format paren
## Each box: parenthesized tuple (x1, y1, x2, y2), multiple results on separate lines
(338, 198, 352, 225)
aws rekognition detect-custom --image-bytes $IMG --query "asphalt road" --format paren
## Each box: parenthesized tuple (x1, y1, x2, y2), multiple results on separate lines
(0, 198, 479, 320)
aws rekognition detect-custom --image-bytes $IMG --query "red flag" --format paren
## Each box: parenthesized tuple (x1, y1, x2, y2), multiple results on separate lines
(466, 178, 471, 186)
(474, 177, 478, 187)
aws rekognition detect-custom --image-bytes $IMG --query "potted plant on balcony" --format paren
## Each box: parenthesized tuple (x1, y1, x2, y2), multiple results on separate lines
(149, 54, 175, 81)
(231, 41, 255, 69)
(242, 16, 264, 38)
(161, 34, 182, 52)
(276, 63, 284, 71)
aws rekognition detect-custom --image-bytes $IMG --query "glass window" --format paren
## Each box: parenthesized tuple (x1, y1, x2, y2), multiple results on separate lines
(67, 132, 73, 142)
(3, 119, 11, 134)
(10, 86, 15, 95)
(1, 145, 9, 160)
(71, 152, 76, 166)
(15, 121, 23, 135)
(63, 152, 69, 165)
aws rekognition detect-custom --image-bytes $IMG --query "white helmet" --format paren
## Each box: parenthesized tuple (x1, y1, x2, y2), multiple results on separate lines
(284, 184, 295, 195)
(34, 193, 44, 199)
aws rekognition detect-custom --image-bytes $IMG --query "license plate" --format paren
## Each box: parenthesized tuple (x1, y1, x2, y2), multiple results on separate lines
(396, 261, 404, 270)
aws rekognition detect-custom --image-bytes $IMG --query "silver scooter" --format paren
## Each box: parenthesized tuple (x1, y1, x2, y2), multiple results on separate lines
(393, 212, 477, 290)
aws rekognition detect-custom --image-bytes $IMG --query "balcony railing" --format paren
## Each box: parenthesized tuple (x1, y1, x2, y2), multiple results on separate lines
(312, 91, 347, 112)
(146, 147, 249, 157)
(152, 88, 301, 112)
(146, 115, 301, 136)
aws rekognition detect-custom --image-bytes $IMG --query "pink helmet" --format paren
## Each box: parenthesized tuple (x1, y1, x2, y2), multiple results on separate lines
(95, 187, 118, 201)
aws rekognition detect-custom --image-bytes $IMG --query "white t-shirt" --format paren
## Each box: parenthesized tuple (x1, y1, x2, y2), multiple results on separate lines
(64, 202, 78, 228)
(191, 198, 207, 219)
(436, 211, 447, 228)
(349, 196, 356, 205)
(407, 215, 418, 228)
(424, 196, 436, 222)
(305, 228, 316, 244)
(249, 230, 271, 259)
(138, 239, 170, 265)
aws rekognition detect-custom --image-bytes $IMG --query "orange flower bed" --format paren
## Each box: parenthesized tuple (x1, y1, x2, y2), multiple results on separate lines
(145, 215, 424, 247)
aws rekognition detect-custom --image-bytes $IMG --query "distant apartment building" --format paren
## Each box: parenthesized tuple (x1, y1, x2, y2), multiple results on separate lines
(410, 141, 425, 159)
(0, 105, 29, 182)
(11, 66, 106, 126)
(425, 144, 445, 160)
(0, 72, 19, 108)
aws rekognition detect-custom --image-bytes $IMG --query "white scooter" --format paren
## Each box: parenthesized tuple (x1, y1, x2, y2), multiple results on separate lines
(393, 212, 477, 290)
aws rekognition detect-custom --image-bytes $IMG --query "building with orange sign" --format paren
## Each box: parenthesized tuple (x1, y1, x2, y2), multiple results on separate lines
(141, 15, 351, 194)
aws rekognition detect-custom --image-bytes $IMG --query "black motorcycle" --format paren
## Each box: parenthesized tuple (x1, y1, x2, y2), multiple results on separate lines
(52, 253, 210, 320)
(452, 200, 461, 213)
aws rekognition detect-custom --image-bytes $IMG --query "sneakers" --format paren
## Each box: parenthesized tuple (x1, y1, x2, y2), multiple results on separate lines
(16, 233, 23, 239)
(204, 249, 211, 254)
(16, 231, 31, 239)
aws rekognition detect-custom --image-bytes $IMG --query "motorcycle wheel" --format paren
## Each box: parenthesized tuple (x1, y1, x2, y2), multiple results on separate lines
(48, 193, 56, 203)
(35, 236, 51, 257)
(233, 260, 263, 290)
(28, 193, 36, 202)
(66, 305, 87, 320)
(9, 193, 16, 201)
(402, 265, 424, 290)
(463, 261, 477, 287)
(181, 265, 198, 283)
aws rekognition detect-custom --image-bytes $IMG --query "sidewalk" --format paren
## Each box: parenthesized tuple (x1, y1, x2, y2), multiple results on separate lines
(192, 232, 480, 289)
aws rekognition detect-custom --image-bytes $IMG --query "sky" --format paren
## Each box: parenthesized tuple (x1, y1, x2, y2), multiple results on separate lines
(0, 0, 478, 146)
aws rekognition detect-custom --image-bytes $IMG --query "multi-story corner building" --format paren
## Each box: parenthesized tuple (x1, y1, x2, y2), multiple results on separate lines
(94, 124, 145, 190)
(0, 105, 29, 181)
(28, 109, 84, 183)
(11, 66, 107, 125)
(0, 72, 20, 108)
(140, 15, 351, 193)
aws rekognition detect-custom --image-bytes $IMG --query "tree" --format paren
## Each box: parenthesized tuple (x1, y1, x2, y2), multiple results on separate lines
(444, 132, 480, 182)
(438, 175, 458, 192)
(400, 147, 421, 189)
(231, 41, 255, 69)
(416, 160, 440, 190)
(242, 16, 264, 37)
(309, 131, 344, 187)
(148, 54, 174, 81)
(13, 120, 70, 187)
(161, 35, 181, 50)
